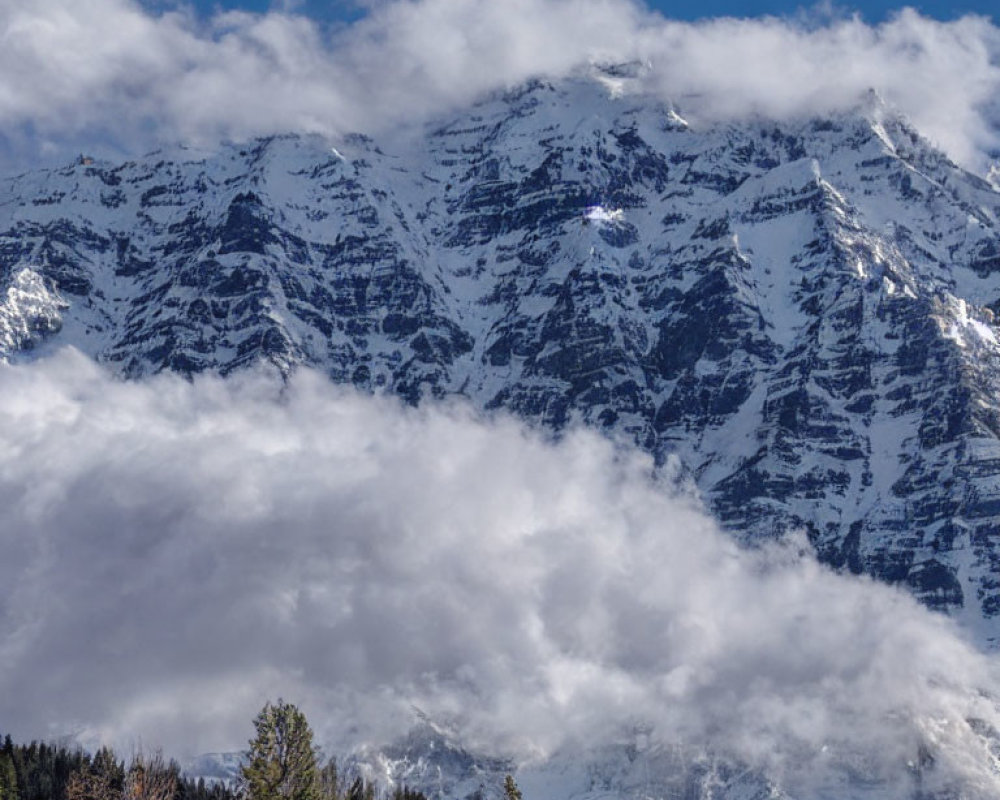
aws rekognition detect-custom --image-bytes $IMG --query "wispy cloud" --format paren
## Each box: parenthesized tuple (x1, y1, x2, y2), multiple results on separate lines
(0, 0, 999, 170)
(1, 349, 999, 797)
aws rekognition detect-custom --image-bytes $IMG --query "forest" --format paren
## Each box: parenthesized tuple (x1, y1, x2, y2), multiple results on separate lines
(0, 701, 477, 800)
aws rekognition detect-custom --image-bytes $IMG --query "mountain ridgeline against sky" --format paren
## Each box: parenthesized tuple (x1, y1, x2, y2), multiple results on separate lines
(4, 67, 1000, 640)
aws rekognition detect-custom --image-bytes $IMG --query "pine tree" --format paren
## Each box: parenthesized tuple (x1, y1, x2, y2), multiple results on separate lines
(389, 786, 427, 800)
(239, 701, 320, 800)
(65, 748, 123, 800)
(502, 776, 521, 800)
(0, 753, 18, 800)
(317, 760, 338, 800)
(92, 749, 124, 797)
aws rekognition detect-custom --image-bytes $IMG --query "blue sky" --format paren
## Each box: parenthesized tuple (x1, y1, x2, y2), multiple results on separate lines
(184, 0, 994, 24)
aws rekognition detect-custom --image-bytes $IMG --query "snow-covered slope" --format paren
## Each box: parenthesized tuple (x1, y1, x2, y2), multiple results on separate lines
(4, 67, 1000, 645)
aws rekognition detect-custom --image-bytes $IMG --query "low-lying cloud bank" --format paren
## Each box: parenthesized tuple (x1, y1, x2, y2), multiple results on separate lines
(1, 349, 1000, 797)
(0, 0, 999, 170)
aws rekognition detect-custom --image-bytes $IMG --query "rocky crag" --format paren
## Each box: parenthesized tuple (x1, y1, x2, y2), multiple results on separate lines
(4, 67, 1000, 642)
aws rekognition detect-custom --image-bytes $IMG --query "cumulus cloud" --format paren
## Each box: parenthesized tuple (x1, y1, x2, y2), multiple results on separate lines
(0, 0, 999, 170)
(2, 349, 1000, 798)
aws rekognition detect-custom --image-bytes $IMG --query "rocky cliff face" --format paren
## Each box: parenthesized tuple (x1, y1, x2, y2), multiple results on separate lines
(3, 67, 1000, 643)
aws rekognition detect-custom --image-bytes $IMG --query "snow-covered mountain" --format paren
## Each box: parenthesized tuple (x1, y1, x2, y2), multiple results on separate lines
(345, 721, 794, 800)
(4, 65, 1000, 648)
(191, 723, 799, 800)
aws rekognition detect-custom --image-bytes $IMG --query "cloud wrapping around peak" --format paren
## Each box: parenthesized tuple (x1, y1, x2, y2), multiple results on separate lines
(0, 0, 999, 169)
(2, 349, 1000, 798)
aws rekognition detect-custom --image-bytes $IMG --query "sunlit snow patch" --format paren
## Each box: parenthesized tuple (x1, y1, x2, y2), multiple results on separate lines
(937, 295, 997, 349)
(664, 109, 689, 129)
(585, 205, 625, 224)
(989, 163, 1000, 191)
(0, 268, 67, 357)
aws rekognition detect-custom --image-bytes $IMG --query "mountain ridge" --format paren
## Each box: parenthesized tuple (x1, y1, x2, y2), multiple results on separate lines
(4, 70, 1000, 645)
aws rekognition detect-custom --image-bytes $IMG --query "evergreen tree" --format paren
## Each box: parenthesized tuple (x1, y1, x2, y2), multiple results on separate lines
(0, 753, 18, 800)
(239, 701, 319, 800)
(177, 774, 237, 800)
(342, 778, 361, 800)
(65, 748, 123, 800)
(502, 776, 521, 800)
(92, 749, 124, 797)
(389, 786, 426, 800)
(0, 738, 114, 800)
(317, 760, 338, 800)
(340, 778, 374, 800)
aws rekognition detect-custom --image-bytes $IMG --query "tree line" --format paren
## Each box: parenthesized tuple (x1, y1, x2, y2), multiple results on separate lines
(1, 701, 523, 800)
(0, 737, 230, 800)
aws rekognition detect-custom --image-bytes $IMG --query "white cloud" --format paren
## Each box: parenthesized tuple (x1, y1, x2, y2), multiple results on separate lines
(0, 0, 999, 170)
(639, 9, 1000, 166)
(2, 348, 1000, 798)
